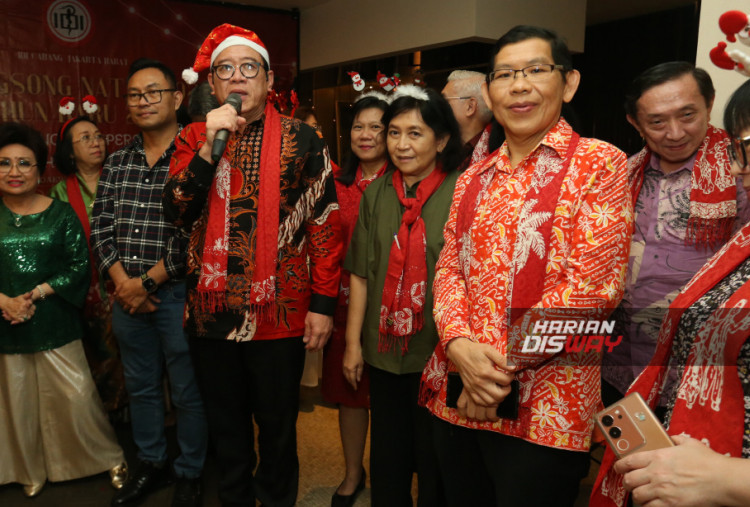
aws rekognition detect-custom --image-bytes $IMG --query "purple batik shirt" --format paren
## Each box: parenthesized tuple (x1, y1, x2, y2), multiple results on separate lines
(602, 152, 750, 394)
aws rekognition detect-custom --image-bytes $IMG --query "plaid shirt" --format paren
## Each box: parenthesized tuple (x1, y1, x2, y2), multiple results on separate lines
(91, 131, 186, 280)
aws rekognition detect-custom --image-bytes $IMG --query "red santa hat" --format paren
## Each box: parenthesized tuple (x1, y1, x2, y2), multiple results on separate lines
(719, 10, 749, 43)
(182, 23, 270, 85)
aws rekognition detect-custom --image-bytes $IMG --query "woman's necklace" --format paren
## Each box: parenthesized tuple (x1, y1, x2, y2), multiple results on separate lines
(4, 195, 39, 227)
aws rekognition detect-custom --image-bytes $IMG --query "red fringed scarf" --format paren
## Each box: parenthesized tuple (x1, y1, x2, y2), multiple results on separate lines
(629, 125, 737, 249)
(66, 174, 92, 241)
(590, 223, 750, 507)
(379, 167, 447, 354)
(66, 174, 104, 308)
(419, 133, 579, 405)
(196, 101, 281, 313)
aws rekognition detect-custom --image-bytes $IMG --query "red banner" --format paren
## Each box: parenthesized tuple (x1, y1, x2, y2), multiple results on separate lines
(0, 0, 299, 190)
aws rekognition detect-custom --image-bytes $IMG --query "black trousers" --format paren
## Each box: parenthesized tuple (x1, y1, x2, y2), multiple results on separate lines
(432, 416, 590, 507)
(190, 336, 306, 507)
(368, 366, 445, 507)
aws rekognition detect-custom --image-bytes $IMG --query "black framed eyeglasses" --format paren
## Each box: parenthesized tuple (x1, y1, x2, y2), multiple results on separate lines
(729, 134, 750, 169)
(125, 89, 177, 106)
(487, 64, 565, 86)
(212, 62, 264, 80)
(0, 158, 37, 174)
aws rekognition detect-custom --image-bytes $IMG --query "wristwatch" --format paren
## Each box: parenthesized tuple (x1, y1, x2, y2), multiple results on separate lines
(140, 273, 159, 294)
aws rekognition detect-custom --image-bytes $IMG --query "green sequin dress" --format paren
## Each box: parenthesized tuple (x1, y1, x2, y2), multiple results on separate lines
(0, 198, 90, 353)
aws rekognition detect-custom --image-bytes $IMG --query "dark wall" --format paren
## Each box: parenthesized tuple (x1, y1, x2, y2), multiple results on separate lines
(298, 4, 701, 159)
(571, 4, 701, 155)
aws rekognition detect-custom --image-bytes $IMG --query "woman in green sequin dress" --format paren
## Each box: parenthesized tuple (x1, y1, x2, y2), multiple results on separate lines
(0, 122, 126, 498)
(50, 116, 127, 416)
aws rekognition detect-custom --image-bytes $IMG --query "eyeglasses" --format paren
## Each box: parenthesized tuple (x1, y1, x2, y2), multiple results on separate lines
(444, 96, 472, 101)
(73, 134, 105, 145)
(487, 64, 565, 86)
(125, 89, 177, 106)
(212, 62, 264, 80)
(729, 134, 750, 169)
(0, 158, 37, 174)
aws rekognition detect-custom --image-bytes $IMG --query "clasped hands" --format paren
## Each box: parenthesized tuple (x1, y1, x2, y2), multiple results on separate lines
(114, 277, 160, 314)
(1, 292, 35, 325)
(447, 337, 516, 422)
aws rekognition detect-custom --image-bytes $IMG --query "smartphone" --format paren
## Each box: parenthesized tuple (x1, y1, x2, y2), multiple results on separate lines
(445, 372, 519, 420)
(595, 392, 674, 459)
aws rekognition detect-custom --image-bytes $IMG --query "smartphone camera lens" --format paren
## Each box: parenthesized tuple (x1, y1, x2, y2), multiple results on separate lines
(609, 427, 622, 439)
(601, 415, 614, 427)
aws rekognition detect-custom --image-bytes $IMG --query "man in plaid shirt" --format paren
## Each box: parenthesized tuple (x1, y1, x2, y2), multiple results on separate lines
(91, 58, 206, 507)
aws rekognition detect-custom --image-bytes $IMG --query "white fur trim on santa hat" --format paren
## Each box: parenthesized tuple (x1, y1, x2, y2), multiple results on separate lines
(182, 68, 199, 85)
(211, 35, 270, 68)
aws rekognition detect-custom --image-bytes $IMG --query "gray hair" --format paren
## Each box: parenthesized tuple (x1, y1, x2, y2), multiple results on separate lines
(447, 70, 491, 123)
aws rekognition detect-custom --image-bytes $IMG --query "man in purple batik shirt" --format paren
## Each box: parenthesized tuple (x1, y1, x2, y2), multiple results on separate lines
(602, 62, 750, 404)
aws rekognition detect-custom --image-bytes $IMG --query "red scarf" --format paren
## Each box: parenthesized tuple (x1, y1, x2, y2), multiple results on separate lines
(629, 124, 737, 249)
(356, 161, 389, 193)
(419, 132, 579, 404)
(66, 174, 92, 240)
(591, 223, 750, 507)
(196, 102, 282, 313)
(66, 173, 104, 308)
(379, 166, 447, 354)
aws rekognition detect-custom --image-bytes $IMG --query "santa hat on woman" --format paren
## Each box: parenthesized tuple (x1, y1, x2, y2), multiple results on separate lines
(182, 23, 270, 85)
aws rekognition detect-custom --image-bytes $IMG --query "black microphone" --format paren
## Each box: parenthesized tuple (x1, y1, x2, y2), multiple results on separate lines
(211, 93, 243, 162)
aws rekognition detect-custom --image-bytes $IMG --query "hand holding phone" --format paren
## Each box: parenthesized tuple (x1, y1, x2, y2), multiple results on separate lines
(595, 392, 674, 459)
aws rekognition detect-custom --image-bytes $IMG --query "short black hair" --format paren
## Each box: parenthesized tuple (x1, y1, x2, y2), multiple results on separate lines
(624, 61, 715, 119)
(0, 122, 48, 175)
(293, 106, 316, 122)
(338, 95, 391, 186)
(725, 79, 750, 139)
(53, 116, 105, 175)
(128, 58, 178, 89)
(188, 81, 219, 121)
(490, 25, 573, 75)
(382, 88, 463, 174)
